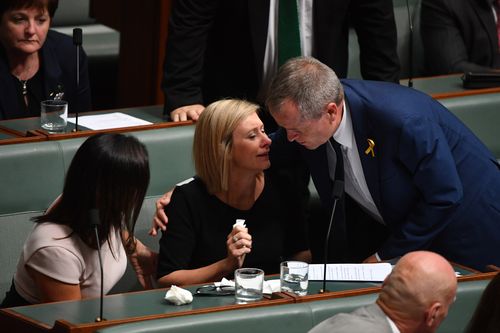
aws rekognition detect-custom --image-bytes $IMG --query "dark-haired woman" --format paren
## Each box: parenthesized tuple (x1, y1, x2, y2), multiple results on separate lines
(0, 0, 91, 120)
(0, 133, 156, 308)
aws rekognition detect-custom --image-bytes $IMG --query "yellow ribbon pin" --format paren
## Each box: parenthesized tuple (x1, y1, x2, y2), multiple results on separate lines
(364, 139, 375, 157)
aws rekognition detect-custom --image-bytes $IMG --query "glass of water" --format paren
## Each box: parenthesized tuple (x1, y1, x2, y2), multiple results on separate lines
(234, 268, 264, 303)
(40, 100, 68, 133)
(280, 261, 309, 296)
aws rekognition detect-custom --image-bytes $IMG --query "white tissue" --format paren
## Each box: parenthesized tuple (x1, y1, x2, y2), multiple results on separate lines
(214, 277, 235, 288)
(263, 280, 281, 294)
(164, 285, 193, 305)
(233, 219, 246, 228)
(213, 278, 278, 294)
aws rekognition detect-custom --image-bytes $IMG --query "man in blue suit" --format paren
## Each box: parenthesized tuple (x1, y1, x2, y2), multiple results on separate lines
(267, 57, 500, 271)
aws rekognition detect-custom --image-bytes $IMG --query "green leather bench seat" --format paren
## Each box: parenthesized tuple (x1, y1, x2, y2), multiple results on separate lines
(440, 93, 500, 160)
(95, 276, 491, 333)
(0, 125, 196, 298)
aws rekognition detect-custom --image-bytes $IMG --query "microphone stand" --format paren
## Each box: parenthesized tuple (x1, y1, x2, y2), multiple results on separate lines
(406, 0, 414, 88)
(319, 180, 344, 294)
(72, 28, 82, 132)
(89, 209, 106, 322)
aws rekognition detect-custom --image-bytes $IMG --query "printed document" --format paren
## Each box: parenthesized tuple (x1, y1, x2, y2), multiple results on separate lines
(309, 263, 392, 282)
(68, 112, 152, 130)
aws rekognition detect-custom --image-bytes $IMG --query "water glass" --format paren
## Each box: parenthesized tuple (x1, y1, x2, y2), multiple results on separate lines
(234, 268, 264, 303)
(280, 261, 308, 296)
(40, 100, 68, 132)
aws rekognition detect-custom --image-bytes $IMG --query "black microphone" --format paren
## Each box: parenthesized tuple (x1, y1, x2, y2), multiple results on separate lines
(405, 0, 414, 88)
(89, 208, 106, 322)
(320, 180, 344, 294)
(72, 28, 82, 132)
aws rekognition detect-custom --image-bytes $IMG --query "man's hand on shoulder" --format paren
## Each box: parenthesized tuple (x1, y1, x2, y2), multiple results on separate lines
(170, 104, 205, 122)
(149, 190, 173, 236)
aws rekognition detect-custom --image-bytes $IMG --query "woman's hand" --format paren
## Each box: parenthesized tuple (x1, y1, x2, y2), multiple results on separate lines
(226, 226, 252, 269)
(128, 239, 158, 289)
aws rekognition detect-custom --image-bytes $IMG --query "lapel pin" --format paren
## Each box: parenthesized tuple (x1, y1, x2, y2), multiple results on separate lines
(364, 139, 375, 157)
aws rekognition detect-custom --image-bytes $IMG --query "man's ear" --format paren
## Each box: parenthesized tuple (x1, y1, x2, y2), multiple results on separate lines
(325, 102, 340, 122)
(425, 302, 442, 328)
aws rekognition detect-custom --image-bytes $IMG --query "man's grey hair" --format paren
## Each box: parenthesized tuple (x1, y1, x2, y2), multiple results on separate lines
(266, 56, 344, 120)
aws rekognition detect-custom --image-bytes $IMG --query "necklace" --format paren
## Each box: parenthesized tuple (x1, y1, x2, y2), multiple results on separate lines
(20, 79, 28, 96)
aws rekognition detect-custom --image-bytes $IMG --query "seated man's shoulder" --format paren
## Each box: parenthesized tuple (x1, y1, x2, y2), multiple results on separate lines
(309, 304, 391, 333)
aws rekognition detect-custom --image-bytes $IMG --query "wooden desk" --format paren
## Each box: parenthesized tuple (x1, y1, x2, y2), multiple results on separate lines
(400, 74, 500, 99)
(1, 267, 488, 333)
(0, 105, 191, 145)
(0, 286, 292, 333)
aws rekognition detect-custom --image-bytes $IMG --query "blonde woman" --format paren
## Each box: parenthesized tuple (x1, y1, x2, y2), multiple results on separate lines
(157, 99, 311, 287)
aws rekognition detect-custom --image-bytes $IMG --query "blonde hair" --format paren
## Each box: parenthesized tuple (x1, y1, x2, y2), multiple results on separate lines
(193, 99, 260, 193)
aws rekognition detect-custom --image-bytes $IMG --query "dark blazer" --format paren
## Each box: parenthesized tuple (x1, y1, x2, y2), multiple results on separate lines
(0, 30, 91, 120)
(162, 0, 400, 115)
(420, 0, 500, 75)
(272, 79, 500, 271)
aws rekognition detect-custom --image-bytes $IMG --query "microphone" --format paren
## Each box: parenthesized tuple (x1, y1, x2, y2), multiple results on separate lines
(72, 28, 82, 132)
(89, 208, 106, 322)
(319, 180, 344, 294)
(405, 0, 414, 88)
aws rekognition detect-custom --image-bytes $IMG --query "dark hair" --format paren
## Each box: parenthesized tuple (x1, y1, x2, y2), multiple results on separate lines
(34, 133, 150, 251)
(465, 272, 500, 333)
(0, 0, 58, 19)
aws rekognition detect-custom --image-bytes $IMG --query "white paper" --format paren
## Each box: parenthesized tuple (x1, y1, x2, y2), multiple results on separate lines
(309, 263, 392, 282)
(67, 112, 152, 130)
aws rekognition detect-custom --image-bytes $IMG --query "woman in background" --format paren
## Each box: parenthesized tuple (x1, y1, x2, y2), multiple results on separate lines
(1, 133, 156, 308)
(0, 0, 91, 120)
(157, 99, 311, 287)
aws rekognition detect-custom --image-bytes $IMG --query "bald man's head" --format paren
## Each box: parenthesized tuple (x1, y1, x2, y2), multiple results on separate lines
(377, 251, 457, 333)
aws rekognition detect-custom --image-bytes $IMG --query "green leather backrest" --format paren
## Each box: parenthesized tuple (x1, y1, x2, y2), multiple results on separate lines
(0, 125, 195, 216)
(307, 293, 378, 326)
(95, 303, 314, 333)
(437, 278, 490, 333)
(0, 141, 65, 214)
(440, 93, 500, 159)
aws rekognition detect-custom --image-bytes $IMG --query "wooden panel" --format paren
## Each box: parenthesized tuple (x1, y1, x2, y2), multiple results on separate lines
(90, 0, 171, 108)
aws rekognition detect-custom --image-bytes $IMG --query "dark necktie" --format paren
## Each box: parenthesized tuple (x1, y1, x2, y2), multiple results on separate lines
(327, 138, 348, 262)
(278, 0, 302, 67)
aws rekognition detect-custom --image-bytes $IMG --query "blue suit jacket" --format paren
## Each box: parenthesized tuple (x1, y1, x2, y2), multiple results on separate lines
(0, 30, 91, 120)
(272, 79, 500, 271)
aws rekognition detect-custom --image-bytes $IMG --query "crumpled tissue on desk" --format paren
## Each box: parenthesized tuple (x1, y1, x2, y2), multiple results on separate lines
(164, 285, 193, 305)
